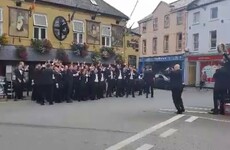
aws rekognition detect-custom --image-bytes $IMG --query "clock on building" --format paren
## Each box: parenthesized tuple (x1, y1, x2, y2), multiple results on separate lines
(53, 16, 69, 41)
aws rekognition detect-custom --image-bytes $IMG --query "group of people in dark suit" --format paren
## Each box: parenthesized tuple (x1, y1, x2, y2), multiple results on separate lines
(28, 59, 154, 105)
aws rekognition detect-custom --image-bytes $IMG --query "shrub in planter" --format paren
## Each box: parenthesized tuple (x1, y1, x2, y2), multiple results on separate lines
(16, 45, 28, 60)
(115, 53, 124, 64)
(100, 47, 115, 59)
(71, 42, 89, 57)
(56, 48, 69, 63)
(91, 51, 101, 64)
(31, 39, 53, 54)
(0, 33, 9, 46)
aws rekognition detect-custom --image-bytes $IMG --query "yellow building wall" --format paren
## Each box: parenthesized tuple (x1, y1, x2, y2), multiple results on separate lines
(124, 33, 140, 68)
(0, 0, 125, 53)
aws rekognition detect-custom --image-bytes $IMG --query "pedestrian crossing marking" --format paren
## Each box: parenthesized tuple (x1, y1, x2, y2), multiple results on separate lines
(185, 116, 199, 123)
(136, 144, 154, 150)
(159, 128, 177, 138)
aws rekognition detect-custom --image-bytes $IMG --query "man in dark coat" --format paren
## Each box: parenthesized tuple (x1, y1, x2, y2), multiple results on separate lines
(41, 63, 54, 105)
(13, 62, 25, 101)
(210, 63, 228, 115)
(126, 66, 137, 98)
(143, 66, 155, 98)
(167, 64, 185, 114)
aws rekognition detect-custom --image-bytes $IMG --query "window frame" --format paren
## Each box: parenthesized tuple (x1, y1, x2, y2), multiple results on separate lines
(33, 26, 47, 40)
(153, 17, 158, 31)
(210, 30, 217, 49)
(193, 12, 200, 24)
(101, 25, 111, 47)
(90, 0, 98, 5)
(177, 11, 183, 25)
(73, 20, 84, 44)
(163, 35, 169, 52)
(152, 37, 157, 54)
(176, 32, 183, 51)
(33, 13, 48, 27)
(164, 15, 170, 28)
(210, 7, 218, 20)
(142, 22, 147, 33)
(142, 39, 147, 54)
(193, 33, 199, 51)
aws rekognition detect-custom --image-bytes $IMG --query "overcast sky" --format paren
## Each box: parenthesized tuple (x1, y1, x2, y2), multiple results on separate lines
(104, 0, 177, 28)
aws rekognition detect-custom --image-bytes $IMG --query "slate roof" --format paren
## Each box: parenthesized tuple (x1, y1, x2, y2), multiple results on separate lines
(138, 13, 153, 24)
(37, 0, 129, 20)
(170, 0, 195, 11)
(131, 27, 140, 36)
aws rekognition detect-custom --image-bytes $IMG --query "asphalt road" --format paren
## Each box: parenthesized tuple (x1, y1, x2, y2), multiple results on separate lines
(0, 88, 230, 150)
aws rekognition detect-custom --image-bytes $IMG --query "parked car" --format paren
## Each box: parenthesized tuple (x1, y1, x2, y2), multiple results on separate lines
(154, 73, 170, 90)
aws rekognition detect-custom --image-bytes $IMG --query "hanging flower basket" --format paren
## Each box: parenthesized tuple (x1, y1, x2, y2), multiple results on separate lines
(16, 45, 28, 60)
(31, 39, 53, 54)
(56, 48, 69, 63)
(91, 51, 101, 64)
(100, 47, 115, 59)
(71, 43, 89, 57)
(0, 33, 9, 46)
(115, 53, 124, 64)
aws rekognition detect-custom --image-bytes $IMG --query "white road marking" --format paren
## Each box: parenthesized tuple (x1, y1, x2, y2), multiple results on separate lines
(159, 128, 177, 138)
(185, 107, 211, 111)
(160, 108, 208, 114)
(105, 115, 184, 150)
(185, 116, 199, 123)
(136, 144, 154, 150)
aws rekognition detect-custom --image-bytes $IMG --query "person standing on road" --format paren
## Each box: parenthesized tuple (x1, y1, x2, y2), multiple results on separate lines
(200, 71, 207, 90)
(166, 64, 185, 114)
(143, 66, 155, 98)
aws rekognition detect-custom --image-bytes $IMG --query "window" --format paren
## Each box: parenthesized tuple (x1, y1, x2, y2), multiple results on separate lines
(142, 39, 147, 54)
(193, 33, 199, 51)
(210, 30, 217, 49)
(101, 25, 111, 47)
(164, 15, 170, 28)
(177, 11, 183, 25)
(193, 12, 200, 24)
(152, 38, 157, 54)
(211, 7, 218, 19)
(153, 18, 158, 31)
(142, 22, 147, 33)
(90, 0, 98, 5)
(176, 33, 182, 51)
(73, 20, 84, 44)
(34, 27, 46, 39)
(33, 14, 48, 39)
(0, 8, 3, 35)
(163, 35, 169, 52)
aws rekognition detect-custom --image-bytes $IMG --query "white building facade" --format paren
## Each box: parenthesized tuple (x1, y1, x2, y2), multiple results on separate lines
(185, 0, 230, 87)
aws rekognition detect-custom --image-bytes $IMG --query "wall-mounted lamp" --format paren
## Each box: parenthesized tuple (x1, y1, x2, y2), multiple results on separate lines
(68, 11, 76, 23)
(16, 0, 25, 7)
(91, 13, 101, 20)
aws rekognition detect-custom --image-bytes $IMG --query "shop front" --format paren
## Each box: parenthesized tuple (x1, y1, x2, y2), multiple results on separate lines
(185, 54, 223, 88)
(139, 54, 185, 75)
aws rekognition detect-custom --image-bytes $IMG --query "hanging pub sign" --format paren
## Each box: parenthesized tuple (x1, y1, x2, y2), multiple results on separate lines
(53, 16, 69, 41)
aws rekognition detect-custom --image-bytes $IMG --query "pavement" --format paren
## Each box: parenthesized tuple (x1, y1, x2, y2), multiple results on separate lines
(0, 88, 230, 150)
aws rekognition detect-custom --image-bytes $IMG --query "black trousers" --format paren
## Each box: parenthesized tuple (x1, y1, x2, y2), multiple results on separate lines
(42, 84, 53, 104)
(126, 79, 135, 97)
(171, 88, 184, 112)
(213, 89, 227, 113)
(145, 82, 154, 98)
(14, 82, 23, 100)
(116, 79, 123, 97)
(99, 81, 106, 98)
(92, 82, 100, 100)
(107, 79, 115, 97)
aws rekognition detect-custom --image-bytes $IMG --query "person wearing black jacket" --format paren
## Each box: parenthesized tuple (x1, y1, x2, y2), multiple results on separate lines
(41, 63, 54, 105)
(143, 67, 155, 98)
(126, 66, 137, 98)
(106, 66, 115, 97)
(210, 63, 228, 115)
(13, 62, 25, 101)
(64, 65, 74, 103)
(115, 64, 124, 97)
(166, 64, 185, 114)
